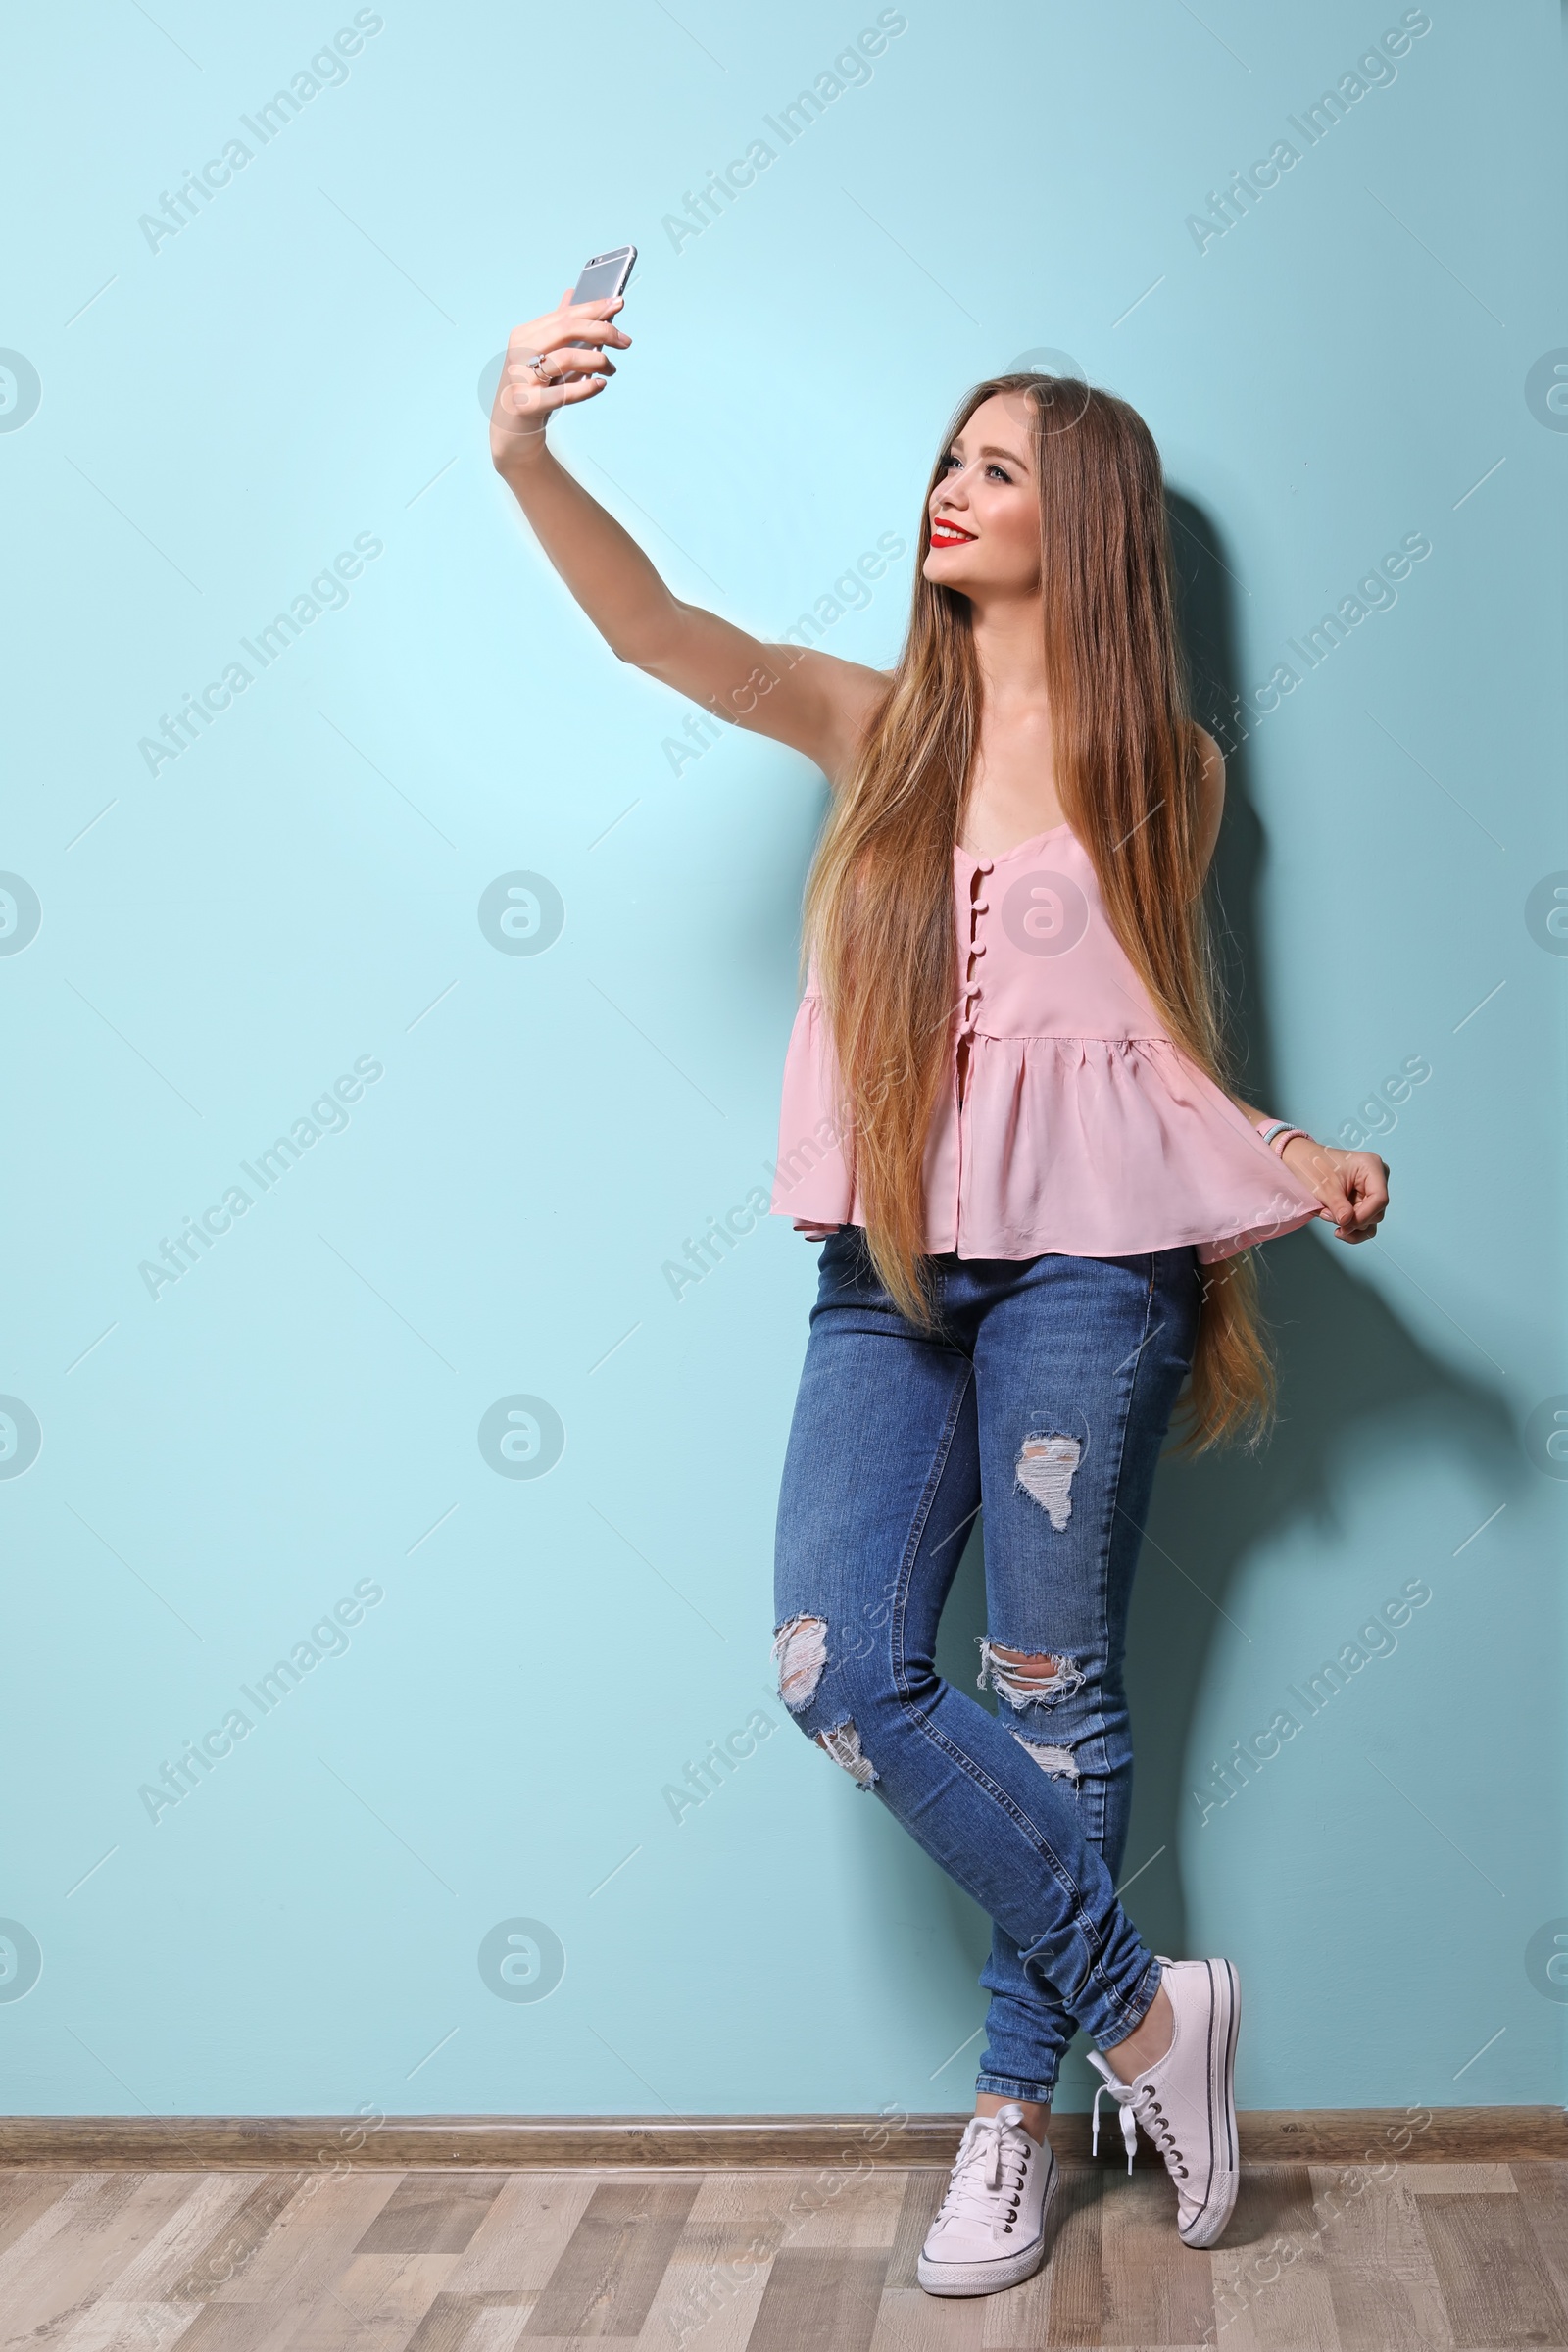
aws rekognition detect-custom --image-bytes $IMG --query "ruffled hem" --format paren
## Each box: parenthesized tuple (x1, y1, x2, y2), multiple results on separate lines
(770, 1001, 1323, 1264)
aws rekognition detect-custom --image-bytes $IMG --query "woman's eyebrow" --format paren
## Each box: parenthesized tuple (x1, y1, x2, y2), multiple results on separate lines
(949, 440, 1031, 469)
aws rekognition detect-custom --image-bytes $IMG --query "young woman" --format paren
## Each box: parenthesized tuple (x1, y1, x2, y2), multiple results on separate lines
(490, 289, 1390, 2296)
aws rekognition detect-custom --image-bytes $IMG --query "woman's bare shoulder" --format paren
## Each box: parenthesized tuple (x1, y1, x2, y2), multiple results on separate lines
(1190, 721, 1226, 868)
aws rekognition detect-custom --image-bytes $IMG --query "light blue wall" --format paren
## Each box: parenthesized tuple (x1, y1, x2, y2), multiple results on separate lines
(2, 0, 1562, 2122)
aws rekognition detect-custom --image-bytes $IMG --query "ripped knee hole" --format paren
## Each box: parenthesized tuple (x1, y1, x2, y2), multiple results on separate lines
(771, 1617, 879, 1788)
(772, 1613, 828, 1712)
(977, 1637, 1087, 1707)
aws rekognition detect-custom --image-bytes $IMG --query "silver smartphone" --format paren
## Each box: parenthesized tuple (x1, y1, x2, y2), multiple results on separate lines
(570, 246, 636, 307)
(560, 246, 636, 365)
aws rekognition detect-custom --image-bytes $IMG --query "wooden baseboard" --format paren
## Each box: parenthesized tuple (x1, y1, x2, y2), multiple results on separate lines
(0, 2106, 1561, 2170)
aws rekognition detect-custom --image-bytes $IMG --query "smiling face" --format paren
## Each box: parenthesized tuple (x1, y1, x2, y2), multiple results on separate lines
(922, 390, 1042, 601)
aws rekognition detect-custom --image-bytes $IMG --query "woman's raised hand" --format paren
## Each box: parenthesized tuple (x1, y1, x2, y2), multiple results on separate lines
(489, 289, 630, 469)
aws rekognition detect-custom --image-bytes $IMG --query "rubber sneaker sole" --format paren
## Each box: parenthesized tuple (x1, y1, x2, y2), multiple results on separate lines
(916, 2158, 1059, 2296)
(1176, 1957, 1241, 2249)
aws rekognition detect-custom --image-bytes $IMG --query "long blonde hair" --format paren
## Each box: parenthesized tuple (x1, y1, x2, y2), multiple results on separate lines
(802, 372, 1272, 1450)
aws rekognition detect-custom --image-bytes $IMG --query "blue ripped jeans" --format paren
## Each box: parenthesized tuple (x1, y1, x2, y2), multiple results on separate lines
(772, 1228, 1202, 2104)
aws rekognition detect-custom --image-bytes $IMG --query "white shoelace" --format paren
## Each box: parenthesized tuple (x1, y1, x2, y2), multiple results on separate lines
(1091, 2072, 1190, 2180)
(933, 2110, 1034, 2231)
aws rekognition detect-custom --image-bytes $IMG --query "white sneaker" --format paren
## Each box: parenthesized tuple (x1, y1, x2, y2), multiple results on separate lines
(916, 2102, 1058, 2296)
(1087, 1956, 1241, 2248)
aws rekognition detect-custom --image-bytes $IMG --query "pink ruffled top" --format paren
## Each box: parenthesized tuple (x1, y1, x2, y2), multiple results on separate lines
(769, 820, 1322, 1265)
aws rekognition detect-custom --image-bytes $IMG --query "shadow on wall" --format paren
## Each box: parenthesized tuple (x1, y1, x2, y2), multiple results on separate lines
(1129, 489, 1518, 1964)
(849, 486, 1521, 2085)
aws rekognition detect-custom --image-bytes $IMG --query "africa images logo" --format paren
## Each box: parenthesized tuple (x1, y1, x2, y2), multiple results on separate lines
(477, 1918, 565, 2002)
(1001, 871, 1089, 956)
(478, 1396, 565, 1479)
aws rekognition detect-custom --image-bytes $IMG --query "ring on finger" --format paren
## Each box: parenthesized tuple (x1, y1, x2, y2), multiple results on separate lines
(526, 351, 552, 382)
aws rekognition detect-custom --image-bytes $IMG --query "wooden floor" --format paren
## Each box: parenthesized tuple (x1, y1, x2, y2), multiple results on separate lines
(0, 2156, 1564, 2351)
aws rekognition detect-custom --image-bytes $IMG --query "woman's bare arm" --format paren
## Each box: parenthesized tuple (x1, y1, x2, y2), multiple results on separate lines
(490, 291, 889, 783)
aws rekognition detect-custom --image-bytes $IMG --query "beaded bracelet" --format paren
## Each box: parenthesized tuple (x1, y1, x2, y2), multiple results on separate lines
(1256, 1118, 1310, 1157)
